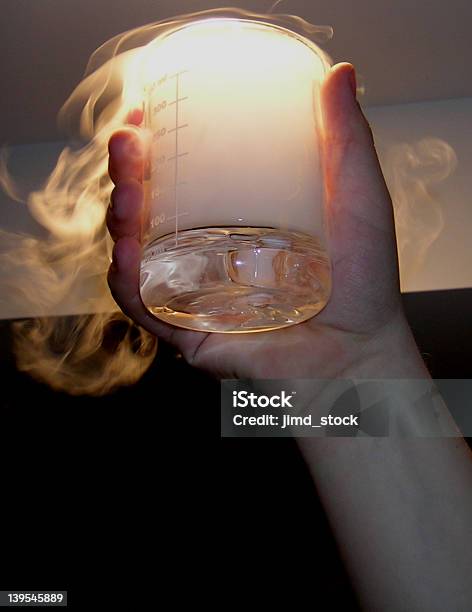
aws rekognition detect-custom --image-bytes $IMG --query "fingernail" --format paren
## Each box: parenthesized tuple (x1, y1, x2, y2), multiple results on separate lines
(110, 249, 119, 273)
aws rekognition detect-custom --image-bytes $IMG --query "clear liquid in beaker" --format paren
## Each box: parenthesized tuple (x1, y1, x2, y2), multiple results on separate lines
(140, 227, 331, 333)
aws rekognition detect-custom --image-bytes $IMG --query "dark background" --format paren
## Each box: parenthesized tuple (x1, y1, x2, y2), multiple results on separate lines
(0, 288, 470, 609)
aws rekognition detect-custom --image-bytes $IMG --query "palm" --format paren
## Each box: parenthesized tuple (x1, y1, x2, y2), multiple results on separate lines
(164, 216, 401, 379)
(179, 320, 350, 379)
(170, 318, 331, 379)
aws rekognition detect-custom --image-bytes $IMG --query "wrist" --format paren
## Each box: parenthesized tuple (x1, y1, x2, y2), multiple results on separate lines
(284, 313, 431, 421)
(340, 311, 430, 381)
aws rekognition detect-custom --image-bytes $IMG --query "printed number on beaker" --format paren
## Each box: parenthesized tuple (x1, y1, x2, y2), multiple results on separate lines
(150, 213, 166, 228)
(153, 128, 167, 141)
(153, 101, 167, 114)
(152, 155, 166, 172)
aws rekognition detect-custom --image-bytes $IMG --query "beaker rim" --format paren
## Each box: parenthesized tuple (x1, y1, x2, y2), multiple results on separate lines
(151, 16, 331, 75)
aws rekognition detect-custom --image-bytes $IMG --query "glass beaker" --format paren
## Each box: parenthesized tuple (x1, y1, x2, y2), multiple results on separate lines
(139, 18, 331, 333)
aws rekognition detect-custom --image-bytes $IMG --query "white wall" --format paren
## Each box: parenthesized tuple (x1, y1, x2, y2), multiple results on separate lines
(366, 97, 472, 292)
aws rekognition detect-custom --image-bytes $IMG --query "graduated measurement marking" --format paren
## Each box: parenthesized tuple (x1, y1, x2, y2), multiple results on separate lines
(168, 96, 188, 105)
(170, 71, 188, 246)
(169, 70, 189, 79)
(168, 123, 188, 133)
(167, 152, 189, 161)
(148, 70, 189, 240)
(167, 211, 190, 221)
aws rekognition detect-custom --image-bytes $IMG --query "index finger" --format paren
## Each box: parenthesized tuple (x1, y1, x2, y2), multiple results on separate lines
(108, 129, 144, 185)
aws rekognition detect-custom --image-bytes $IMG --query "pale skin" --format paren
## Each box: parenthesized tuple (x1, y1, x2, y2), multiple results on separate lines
(107, 63, 472, 609)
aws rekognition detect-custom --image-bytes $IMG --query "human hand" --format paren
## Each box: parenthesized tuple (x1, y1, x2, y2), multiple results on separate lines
(106, 63, 426, 380)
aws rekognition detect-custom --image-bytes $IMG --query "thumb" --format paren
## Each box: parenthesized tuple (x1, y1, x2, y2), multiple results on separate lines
(319, 63, 402, 332)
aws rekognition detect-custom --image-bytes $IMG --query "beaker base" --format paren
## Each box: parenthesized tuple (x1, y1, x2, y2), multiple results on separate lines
(140, 227, 331, 333)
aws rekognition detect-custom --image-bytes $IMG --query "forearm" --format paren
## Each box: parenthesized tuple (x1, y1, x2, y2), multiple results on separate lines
(298, 329, 472, 611)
